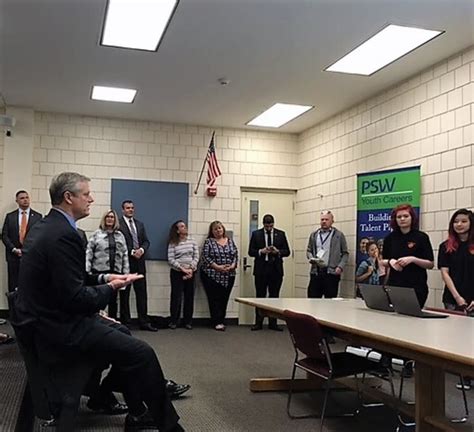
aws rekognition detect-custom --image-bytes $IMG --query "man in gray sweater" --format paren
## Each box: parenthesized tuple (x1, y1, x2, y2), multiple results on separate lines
(306, 210, 349, 298)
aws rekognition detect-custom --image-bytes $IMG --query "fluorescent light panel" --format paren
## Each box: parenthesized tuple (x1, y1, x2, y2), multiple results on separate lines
(101, 0, 178, 51)
(325, 24, 443, 76)
(247, 103, 313, 128)
(91, 86, 137, 103)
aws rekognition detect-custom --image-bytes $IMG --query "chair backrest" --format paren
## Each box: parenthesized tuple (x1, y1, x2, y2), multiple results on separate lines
(283, 309, 326, 360)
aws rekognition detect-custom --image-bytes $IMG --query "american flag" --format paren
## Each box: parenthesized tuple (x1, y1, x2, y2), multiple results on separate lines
(206, 132, 221, 190)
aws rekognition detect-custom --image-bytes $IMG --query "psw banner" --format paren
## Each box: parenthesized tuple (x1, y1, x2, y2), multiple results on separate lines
(356, 166, 421, 267)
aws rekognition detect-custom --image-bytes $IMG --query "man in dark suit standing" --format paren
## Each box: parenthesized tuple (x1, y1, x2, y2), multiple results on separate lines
(15, 172, 184, 432)
(2, 190, 42, 292)
(119, 200, 157, 332)
(248, 214, 290, 331)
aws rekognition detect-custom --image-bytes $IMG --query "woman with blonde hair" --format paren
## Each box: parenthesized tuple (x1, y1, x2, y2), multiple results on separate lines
(86, 209, 129, 319)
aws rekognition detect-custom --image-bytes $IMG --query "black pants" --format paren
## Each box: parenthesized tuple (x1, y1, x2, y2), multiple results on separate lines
(7, 258, 20, 292)
(170, 269, 195, 325)
(201, 271, 234, 326)
(77, 318, 179, 431)
(120, 277, 149, 326)
(254, 263, 283, 327)
(307, 271, 340, 298)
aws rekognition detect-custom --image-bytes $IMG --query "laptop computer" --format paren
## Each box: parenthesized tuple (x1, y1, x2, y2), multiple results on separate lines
(359, 284, 394, 312)
(386, 285, 448, 319)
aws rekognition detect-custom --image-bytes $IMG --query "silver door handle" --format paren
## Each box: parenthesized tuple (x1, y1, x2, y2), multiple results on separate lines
(243, 257, 252, 271)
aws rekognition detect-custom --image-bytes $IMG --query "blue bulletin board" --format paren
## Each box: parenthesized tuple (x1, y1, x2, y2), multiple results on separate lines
(111, 179, 189, 261)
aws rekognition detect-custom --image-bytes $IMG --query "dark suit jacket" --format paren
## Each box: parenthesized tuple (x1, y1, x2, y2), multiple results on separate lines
(119, 216, 150, 274)
(14, 209, 113, 352)
(2, 208, 42, 261)
(248, 228, 290, 276)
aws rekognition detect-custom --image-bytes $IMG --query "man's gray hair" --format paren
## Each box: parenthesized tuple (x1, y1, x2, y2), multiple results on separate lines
(49, 172, 90, 205)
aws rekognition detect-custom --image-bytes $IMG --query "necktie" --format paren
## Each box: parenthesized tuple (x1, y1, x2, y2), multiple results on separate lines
(129, 218, 139, 249)
(19, 211, 27, 245)
(266, 230, 272, 247)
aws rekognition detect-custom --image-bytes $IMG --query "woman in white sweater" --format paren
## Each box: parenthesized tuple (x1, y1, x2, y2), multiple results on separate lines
(167, 220, 199, 329)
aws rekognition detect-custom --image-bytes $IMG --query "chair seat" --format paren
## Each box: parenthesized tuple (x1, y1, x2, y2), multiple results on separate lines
(298, 352, 374, 379)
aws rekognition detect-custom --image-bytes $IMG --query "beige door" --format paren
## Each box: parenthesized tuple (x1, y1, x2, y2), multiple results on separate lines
(239, 189, 295, 324)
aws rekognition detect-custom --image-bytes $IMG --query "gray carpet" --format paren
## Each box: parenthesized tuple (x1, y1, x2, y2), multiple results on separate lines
(4, 324, 472, 431)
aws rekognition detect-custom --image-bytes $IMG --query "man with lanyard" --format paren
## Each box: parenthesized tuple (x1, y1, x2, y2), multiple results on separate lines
(306, 210, 349, 298)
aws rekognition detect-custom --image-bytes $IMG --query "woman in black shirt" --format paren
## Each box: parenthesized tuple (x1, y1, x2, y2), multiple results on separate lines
(438, 208, 474, 391)
(383, 204, 434, 307)
(438, 208, 474, 314)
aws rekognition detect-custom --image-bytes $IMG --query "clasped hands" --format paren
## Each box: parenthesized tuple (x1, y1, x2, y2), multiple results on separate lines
(259, 246, 279, 255)
(389, 256, 415, 271)
(213, 263, 236, 273)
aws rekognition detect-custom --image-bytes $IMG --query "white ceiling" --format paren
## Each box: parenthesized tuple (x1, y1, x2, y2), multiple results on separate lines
(1, 0, 473, 133)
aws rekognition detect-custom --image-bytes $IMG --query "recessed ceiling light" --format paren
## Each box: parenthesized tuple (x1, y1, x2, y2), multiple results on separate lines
(247, 103, 314, 128)
(91, 86, 137, 103)
(325, 24, 444, 76)
(101, 0, 179, 51)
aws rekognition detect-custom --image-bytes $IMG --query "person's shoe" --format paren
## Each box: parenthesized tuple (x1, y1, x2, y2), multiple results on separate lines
(168, 323, 177, 330)
(268, 325, 283, 332)
(250, 324, 263, 331)
(139, 323, 158, 332)
(166, 380, 191, 399)
(0, 318, 6, 325)
(0, 334, 15, 345)
(124, 412, 158, 431)
(456, 379, 471, 391)
(185, 324, 192, 330)
(215, 324, 225, 331)
(87, 394, 128, 415)
(166, 424, 185, 432)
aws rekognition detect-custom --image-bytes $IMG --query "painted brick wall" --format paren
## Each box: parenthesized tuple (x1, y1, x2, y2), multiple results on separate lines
(295, 47, 474, 307)
(31, 117, 298, 317)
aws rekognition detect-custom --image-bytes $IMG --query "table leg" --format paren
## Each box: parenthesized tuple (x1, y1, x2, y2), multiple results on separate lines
(415, 363, 445, 432)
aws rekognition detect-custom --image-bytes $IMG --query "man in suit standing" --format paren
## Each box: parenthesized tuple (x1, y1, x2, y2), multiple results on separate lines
(248, 214, 290, 331)
(119, 200, 157, 332)
(2, 190, 42, 292)
(15, 172, 184, 432)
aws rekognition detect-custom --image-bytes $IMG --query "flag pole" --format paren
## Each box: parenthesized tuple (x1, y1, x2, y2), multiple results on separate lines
(194, 131, 215, 194)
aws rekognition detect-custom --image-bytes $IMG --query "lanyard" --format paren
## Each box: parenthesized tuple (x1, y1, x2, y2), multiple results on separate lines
(319, 230, 332, 246)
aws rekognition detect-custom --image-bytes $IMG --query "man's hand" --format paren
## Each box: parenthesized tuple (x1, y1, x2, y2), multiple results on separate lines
(334, 266, 343, 276)
(108, 273, 144, 290)
(269, 246, 279, 255)
(12, 248, 22, 257)
(466, 301, 474, 313)
(132, 248, 144, 259)
(259, 247, 271, 255)
(99, 309, 120, 323)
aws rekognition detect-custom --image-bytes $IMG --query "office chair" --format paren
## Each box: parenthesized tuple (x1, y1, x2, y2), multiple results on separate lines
(283, 309, 376, 432)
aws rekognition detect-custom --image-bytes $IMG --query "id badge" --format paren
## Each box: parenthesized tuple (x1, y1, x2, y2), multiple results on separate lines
(316, 249, 326, 259)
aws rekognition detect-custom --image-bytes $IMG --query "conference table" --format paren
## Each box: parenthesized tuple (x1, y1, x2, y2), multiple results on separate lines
(236, 297, 474, 432)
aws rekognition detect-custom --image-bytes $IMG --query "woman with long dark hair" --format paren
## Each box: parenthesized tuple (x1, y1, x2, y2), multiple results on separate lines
(167, 220, 199, 329)
(200, 221, 238, 331)
(382, 204, 434, 307)
(438, 208, 474, 390)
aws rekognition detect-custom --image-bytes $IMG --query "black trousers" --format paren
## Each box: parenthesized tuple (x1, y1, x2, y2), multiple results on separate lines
(201, 271, 234, 326)
(119, 277, 148, 326)
(7, 258, 20, 292)
(79, 318, 179, 431)
(170, 269, 195, 325)
(254, 263, 283, 327)
(307, 271, 340, 298)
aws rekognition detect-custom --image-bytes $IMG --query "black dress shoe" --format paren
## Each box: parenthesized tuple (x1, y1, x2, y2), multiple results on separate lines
(166, 380, 191, 399)
(87, 394, 129, 415)
(124, 412, 158, 431)
(251, 324, 263, 331)
(268, 325, 283, 332)
(139, 323, 158, 332)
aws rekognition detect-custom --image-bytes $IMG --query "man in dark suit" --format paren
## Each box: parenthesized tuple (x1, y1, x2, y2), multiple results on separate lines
(119, 200, 157, 332)
(14, 172, 184, 432)
(248, 214, 290, 331)
(1, 190, 42, 292)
